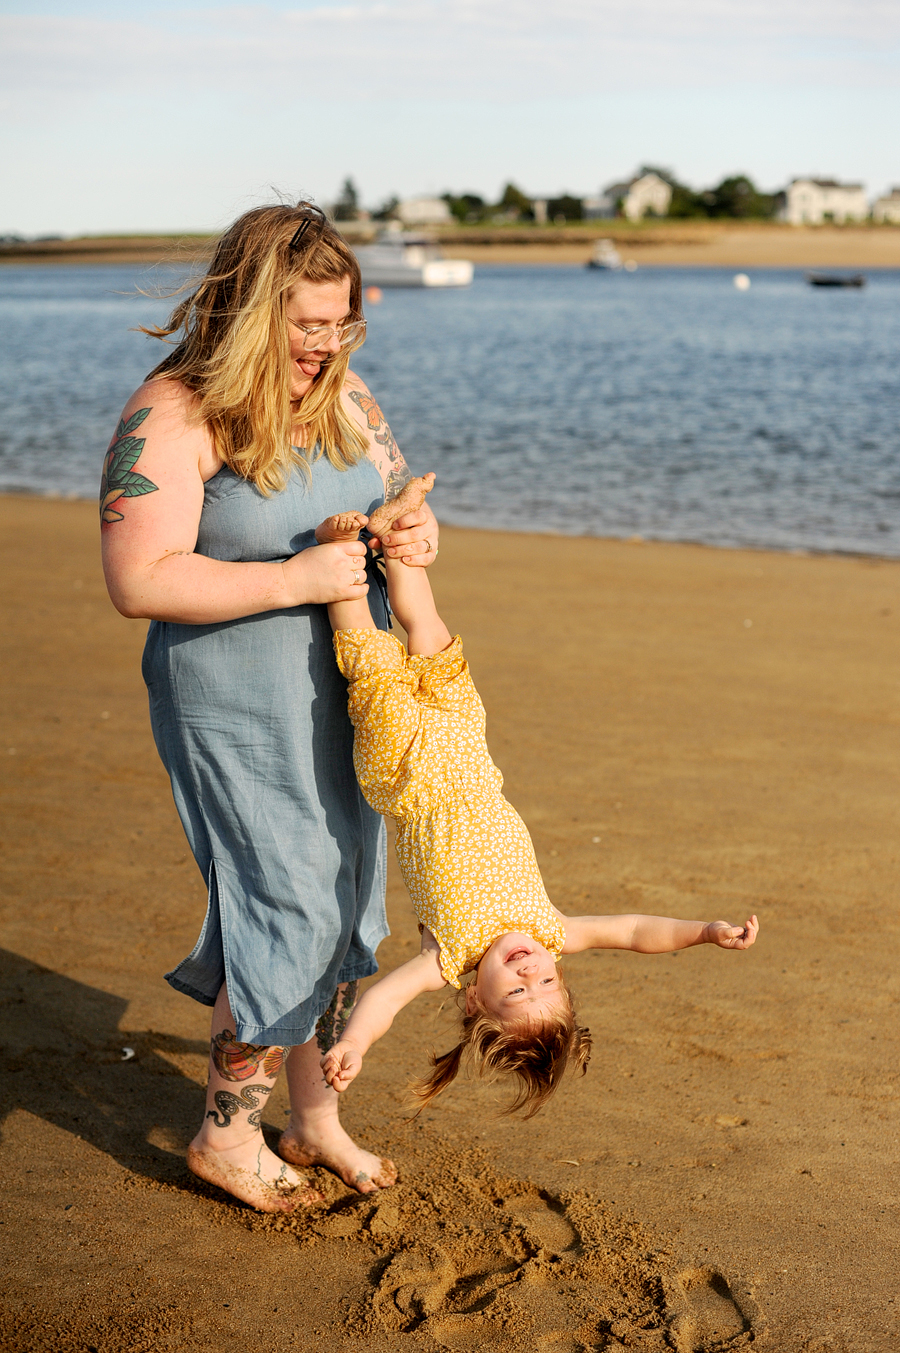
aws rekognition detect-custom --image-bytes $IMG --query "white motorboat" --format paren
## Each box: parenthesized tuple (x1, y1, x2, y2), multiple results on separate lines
(354, 226, 473, 288)
(586, 238, 623, 270)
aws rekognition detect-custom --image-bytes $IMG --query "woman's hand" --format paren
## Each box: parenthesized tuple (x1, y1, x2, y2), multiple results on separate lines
(321, 1041, 363, 1092)
(377, 502, 440, 568)
(704, 915, 759, 949)
(281, 539, 370, 606)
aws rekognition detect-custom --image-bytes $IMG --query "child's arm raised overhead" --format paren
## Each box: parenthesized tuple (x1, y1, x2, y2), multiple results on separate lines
(321, 932, 447, 1092)
(556, 910, 759, 955)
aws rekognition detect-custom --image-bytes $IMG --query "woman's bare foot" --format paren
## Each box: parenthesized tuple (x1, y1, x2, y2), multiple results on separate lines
(366, 473, 435, 539)
(315, 510, 368, 544)
(188, 1131, 324, 1213)
(278, 1119, 398, 1196)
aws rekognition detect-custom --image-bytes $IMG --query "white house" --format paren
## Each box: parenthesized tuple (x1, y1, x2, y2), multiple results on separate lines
(782, 179, 868, 226)
(396, 197, 452, 227)
(623, 174, 672, 220)
(585, 173, 672, 221)
(873, 188, 900, 224)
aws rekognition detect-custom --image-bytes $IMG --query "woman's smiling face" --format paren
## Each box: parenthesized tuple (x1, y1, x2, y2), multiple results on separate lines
(467, 931, 564, 1024)
(285, 275, 352, 402)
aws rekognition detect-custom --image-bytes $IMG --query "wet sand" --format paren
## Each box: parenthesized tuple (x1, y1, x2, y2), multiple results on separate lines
(1, 495, 898, 1352)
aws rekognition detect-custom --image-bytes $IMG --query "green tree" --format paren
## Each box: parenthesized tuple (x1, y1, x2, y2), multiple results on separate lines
(704, 175, 778, 219)
(496, 182, 534, 220)
(371, 194, 400, 222)
(442, 192, 488, 223)
(333, 177, 360, 221)
(547, 194, 583, 222)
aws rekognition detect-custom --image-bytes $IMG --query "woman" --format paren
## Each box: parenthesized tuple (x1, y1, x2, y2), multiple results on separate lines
(101, 201, 438, 1212)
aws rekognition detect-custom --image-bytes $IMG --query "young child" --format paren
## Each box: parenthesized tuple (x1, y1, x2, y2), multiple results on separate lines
(317, 475, 758, 1116)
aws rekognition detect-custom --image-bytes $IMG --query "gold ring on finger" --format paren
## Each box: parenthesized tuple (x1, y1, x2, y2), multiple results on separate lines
(353, 570, 361, 585)
(424, 538, 433, 553)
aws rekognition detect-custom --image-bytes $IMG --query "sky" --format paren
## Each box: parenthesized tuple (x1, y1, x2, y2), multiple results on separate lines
(1, 0, 898, 235)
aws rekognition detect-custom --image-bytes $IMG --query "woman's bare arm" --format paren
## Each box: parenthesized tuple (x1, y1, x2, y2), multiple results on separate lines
(342, 372, 439, 565)
(101, 379, 369, 623)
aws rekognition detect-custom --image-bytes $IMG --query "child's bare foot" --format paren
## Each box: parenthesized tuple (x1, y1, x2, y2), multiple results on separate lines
(366, 473, 435, 539)
(278, 1120, 398, 1195)
(187, 1131, 324, 1213)
(315, 510, 368, 544)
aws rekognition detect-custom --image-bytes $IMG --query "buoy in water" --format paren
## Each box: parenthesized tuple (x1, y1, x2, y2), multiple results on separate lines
(364, 286, 383, 304)
(733, 273, 751, 291)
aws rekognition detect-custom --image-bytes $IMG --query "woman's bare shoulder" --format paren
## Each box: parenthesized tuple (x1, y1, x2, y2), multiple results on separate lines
(117, 378, 220, 477)
(122, 376, 200, 429)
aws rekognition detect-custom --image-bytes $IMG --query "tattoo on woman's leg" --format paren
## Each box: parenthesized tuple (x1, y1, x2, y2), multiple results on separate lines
(315, 980, 360, 1053)
(206, 1084, 272, 1129)
(211, 1029, 289, 1081)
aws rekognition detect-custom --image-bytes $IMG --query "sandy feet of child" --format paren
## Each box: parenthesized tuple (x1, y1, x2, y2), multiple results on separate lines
(367, 473, 434, 540)
(187, 1131, 323, 1213)
(315, 510, 369, 544)
(314, 474, 435, 548)
(278, 1120, 398, 1195)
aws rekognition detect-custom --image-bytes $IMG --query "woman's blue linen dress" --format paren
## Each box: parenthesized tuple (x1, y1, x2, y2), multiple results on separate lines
(142, 454, 389, 1046)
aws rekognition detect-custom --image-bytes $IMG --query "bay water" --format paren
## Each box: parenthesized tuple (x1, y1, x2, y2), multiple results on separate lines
(1, 262, 898, 556)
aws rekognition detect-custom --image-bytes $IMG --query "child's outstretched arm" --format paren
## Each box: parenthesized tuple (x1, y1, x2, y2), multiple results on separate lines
(557, 910, 759, 954)
(321, 937, 446, 1092)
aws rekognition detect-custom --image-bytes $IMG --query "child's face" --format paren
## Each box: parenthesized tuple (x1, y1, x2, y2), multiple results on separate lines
(467, 932, 564, 1024)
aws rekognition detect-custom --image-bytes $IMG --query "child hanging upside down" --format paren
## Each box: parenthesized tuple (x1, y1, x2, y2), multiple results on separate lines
(316, 474, 758, 1117)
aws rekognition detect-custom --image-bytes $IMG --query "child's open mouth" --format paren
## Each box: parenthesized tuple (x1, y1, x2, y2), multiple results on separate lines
(505, 946, 530, 963)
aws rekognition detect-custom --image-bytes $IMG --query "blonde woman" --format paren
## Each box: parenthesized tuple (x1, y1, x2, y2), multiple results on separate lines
(101, 202, 438, 1212)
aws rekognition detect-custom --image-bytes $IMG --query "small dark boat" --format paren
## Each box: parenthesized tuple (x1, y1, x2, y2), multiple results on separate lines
(806, 273, 866, 288)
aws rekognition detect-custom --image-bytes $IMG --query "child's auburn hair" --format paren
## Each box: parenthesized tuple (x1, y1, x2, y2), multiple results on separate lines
(411, 977, 592, 1119)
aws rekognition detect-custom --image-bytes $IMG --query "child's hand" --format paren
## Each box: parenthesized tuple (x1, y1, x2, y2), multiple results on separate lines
(321, 1041, 363, 1092)
(705, 915, 759, 949)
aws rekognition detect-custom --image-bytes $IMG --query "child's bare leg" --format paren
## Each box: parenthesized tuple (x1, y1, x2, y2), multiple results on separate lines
(278, 983, 398, 1194)
(315, 511, 375, 633)
(369, 475, 450, 655)
(187, 985, 323, 1213)
(383, 553, 451, 655)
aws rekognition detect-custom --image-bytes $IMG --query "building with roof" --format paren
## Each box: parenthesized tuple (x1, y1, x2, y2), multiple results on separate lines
(872, 189, 900, 224)
(396, 197, 452, 227)
(781, 179, 868, 226)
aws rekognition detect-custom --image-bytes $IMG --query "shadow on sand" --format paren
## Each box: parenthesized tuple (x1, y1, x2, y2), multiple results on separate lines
(0, 946, 208, 1185)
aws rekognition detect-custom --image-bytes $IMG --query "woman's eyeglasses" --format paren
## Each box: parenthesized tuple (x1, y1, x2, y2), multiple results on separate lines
(288, 317, 367, 351)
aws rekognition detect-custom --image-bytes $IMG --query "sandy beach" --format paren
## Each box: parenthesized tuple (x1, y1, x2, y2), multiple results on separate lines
(3, 223, 900, 269)
(1, 494, 898, 1352)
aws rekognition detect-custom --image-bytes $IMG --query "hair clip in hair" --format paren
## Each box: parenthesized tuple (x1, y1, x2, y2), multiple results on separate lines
(288, 204, 326, 252)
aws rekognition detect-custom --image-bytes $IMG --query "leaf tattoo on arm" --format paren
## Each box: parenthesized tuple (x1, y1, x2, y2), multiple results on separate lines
(348, 390, 412, 502)
(99, 407, 158, 524)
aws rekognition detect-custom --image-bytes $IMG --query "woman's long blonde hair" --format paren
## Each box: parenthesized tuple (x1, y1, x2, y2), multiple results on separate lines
(143, 201, 368, 493)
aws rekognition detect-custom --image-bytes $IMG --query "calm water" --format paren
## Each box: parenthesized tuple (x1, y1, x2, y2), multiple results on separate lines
(2, 263, 899, 555)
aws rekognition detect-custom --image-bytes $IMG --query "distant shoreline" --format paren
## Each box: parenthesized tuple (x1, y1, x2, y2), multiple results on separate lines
(3, 222, 900, 268)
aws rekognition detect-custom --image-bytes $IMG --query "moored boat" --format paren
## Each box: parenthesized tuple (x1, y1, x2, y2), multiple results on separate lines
(586, 238, 623, 271)
(806, 273, 866, 288)
(353, 226, 473, 288)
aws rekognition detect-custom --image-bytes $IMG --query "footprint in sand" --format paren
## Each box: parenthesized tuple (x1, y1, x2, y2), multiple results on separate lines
(249, 1143, 761, 1350)
(373, 1243, 457, 1330)
(665, 1266, 762, 1352)
(501, 1193, 580, 1256)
